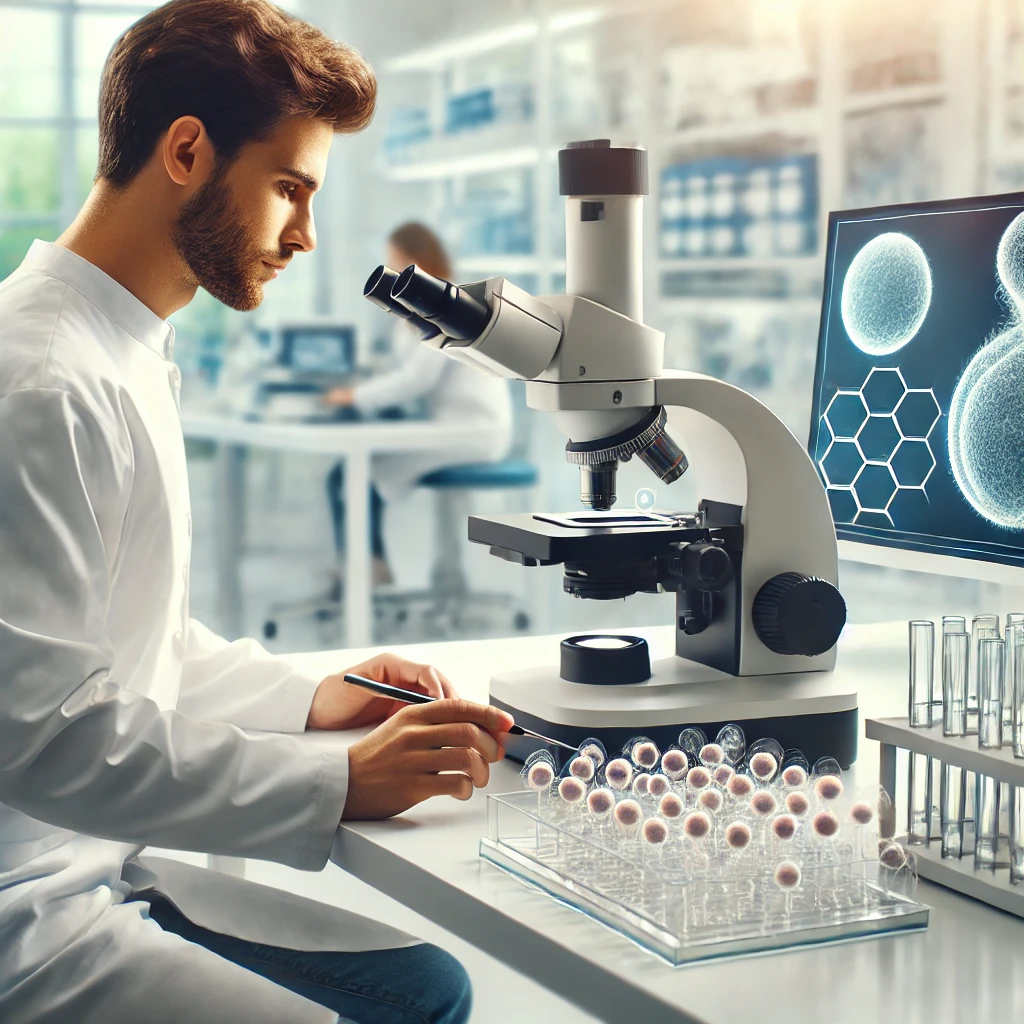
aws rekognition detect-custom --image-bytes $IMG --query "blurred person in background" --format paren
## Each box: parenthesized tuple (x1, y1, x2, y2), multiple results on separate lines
(0, 3, 509, 1022)
(323, 222, 512, 586)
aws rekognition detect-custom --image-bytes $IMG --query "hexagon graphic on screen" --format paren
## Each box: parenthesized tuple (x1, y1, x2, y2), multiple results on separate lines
(841, 233, 932, 356)
(818, 367, 941, 526)
(948, 212, 1024, 528)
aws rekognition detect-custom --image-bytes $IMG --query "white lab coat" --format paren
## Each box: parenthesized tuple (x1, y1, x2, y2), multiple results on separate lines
(0, 242, 418, 1024)
(355, 321, 513, 502)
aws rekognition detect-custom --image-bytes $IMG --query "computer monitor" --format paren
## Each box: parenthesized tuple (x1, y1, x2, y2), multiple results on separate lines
(279, 324, 356, 375)
(809, 191, 1024, 585)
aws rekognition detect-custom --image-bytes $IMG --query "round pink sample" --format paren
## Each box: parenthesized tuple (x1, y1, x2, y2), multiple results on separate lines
(815, 775, 844, 802)
(772, 814, 797, 841)
(785, 791, 810, 817)
(642, 818, 669, 845)
(526, 762, 554, 791)
(587, 788, 614, 816)
(749, 791, 778, 818)
(605, 758, 633, 791)
(659, 792, 684, 819)
(725, 821, 752, 849)
(683, 811, 711, 839)
(614, 799, 642, 828)
(812, 810, 840, 838)
(727, 774, 755, 799)
(686, 766, 712, 790)
(774, 861, 801, 890)
(558, 777, 586, 804)
(661, 749, 688, 780)
(749, 752, 778, 781)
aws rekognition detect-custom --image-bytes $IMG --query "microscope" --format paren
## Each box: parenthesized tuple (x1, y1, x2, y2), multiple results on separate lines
(365, 140, 855, 767)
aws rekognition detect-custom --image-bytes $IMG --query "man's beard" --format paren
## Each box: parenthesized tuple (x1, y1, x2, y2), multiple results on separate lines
(172, 168, 283, 312)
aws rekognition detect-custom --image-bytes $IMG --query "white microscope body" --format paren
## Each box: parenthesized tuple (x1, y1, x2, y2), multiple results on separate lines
(365, 140, 857, 766)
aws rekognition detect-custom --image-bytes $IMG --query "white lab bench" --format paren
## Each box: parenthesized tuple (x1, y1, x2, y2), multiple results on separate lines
(283, 621, 1022, 1024)
(181, 411, 497, 647)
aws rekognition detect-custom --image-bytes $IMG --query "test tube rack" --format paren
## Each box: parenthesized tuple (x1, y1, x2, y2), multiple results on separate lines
(867, 716, 1024, 918)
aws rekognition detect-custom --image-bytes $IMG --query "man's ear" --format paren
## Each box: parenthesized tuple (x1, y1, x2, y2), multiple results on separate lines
(161, 116, 216, 189)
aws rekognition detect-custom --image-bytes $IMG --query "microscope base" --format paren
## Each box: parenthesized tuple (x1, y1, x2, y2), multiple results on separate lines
(490, 656, 859, 769)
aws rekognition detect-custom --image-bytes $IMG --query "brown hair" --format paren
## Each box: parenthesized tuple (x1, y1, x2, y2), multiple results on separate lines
(388, 222, 453, 280)
(97, 0, 376, 186)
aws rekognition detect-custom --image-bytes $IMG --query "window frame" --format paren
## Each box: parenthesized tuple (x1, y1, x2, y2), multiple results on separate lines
(0, 0, 157, 233)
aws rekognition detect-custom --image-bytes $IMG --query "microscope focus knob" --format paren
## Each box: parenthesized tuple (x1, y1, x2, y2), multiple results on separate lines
(752, 573, 847, 657)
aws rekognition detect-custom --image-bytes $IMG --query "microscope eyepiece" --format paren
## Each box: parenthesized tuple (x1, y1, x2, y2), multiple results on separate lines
(362, 265, 442, 342)
(391, 264, 491, 342)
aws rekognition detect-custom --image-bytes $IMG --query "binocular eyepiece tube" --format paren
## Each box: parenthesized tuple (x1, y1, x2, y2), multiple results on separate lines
(363, 264, 492, 343)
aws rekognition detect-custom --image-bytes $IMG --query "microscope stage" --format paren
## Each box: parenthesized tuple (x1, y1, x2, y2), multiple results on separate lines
(490, 656, 859, 769)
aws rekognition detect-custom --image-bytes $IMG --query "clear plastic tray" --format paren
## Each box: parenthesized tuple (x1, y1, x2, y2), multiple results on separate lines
(480, 791, 929, 965)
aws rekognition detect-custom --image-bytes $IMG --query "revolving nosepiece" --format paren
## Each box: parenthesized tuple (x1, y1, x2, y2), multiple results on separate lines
(566, 407, 689, 510)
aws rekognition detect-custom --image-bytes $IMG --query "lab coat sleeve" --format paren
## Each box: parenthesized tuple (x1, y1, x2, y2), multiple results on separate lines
(0, 388, 347, 869)
(352, 340, 448, 412)
(177, 619, 321, 733)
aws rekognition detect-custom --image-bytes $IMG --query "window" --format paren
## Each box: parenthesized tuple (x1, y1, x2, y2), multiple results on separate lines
(0, 0, 314, 381)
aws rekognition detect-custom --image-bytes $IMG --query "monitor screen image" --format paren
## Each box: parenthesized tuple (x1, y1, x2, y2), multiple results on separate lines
(809, 192, 1024, 571)
(280, 325, 355, 374)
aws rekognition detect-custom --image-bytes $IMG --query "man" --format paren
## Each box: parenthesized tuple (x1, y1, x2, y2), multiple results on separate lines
(0, 2, 513, 1022)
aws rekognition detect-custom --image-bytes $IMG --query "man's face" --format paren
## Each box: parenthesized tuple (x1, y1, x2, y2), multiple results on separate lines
(172, 116, 333, 311)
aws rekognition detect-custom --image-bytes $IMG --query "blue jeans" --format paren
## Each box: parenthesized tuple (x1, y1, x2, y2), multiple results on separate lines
(142, 893, 472, 1024)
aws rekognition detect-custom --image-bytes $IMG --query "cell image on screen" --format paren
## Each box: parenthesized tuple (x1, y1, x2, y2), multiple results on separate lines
(809, 194, 1024, 570)
(284, 328, 353, 373)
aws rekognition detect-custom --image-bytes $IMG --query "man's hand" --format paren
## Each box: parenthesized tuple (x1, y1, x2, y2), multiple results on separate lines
(342, 698, 515, 820)
(323, 386, 355, 407)
(307, 653, 456, 731)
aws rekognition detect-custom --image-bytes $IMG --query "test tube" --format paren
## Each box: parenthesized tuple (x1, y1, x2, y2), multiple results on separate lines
(942, 615, 967, 634)
(1013, 633, 1024, 760)
(906, 751, 933, 845)
(974, 774, 1001, 872)
(908, 621, 935, 727)
(978, 637, 1005, 749)
(942, 632, 969, 737)
(1011, 786, 1024, 885)
(940, 764, 965, 859)
(969, 615, 1000, 734)
(1005, 616, 1024, 734)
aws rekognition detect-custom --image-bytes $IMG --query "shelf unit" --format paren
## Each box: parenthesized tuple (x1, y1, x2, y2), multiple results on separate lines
(867, 716, 1024, 918)
(377, 0, 985, 292)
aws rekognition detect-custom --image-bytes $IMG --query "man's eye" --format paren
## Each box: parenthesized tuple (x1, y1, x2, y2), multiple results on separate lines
(279, 182, 298, 197)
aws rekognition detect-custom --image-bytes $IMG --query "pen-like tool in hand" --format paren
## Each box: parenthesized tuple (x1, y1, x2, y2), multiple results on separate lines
(343, 673, 579, 754)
